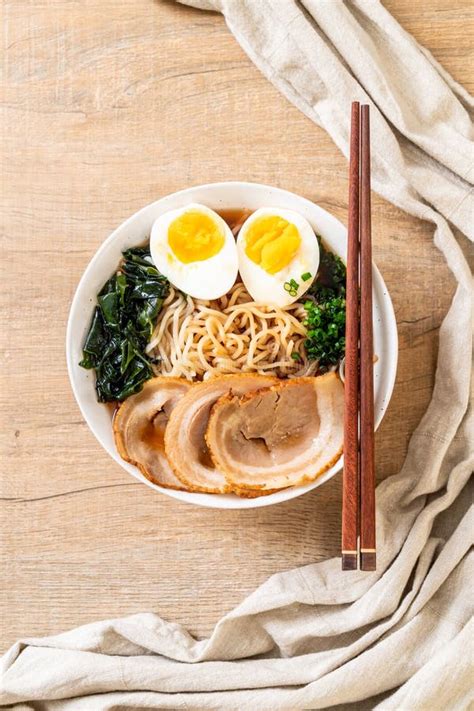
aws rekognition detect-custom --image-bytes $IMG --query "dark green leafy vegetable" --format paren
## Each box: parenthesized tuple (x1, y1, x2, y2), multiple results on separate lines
(303, 237, 346, 368)
(310, 236, 346, 300)
(79, 247, 169, 402)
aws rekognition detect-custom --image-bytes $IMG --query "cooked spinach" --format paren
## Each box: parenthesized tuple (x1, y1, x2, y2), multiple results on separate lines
(303, 238, 346, 368)
(80, 247, 169, 402)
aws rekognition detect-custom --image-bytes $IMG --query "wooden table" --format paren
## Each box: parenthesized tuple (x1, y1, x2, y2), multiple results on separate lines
(1, 0, 472, 651)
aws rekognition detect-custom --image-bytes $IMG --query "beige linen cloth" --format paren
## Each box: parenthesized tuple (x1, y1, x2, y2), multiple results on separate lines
(1, 1, 473, 709)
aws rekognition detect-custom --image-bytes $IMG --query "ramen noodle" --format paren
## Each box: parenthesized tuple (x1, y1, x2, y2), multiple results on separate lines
(146, 282, 319, 380)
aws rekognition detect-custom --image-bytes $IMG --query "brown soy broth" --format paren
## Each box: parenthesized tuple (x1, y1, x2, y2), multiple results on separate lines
(105, 401, 119, 418)
(139, 412, 167, 452)
(216, 208, 253, 236)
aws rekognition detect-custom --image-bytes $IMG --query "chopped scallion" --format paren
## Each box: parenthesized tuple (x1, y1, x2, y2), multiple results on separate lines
(301, 272, 312, 282)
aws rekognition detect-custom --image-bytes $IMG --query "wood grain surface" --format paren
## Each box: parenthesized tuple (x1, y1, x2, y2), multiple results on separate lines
(1, 0, 472, 651)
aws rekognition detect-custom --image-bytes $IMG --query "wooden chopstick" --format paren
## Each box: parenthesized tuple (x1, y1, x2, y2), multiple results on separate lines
(341, 102, 376, 571)
(359, 105, 376, 571)
(341, 101, 360, 572)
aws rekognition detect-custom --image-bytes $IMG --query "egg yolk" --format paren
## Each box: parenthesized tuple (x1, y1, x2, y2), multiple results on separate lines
(245, 216, 301, 274)
(168, 211, 225, 263)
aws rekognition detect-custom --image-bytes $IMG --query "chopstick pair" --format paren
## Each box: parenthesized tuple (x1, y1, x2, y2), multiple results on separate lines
(341, 102, 376, 572)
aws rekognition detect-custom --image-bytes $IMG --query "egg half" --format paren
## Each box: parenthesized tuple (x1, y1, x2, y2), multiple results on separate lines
(150, 203, 238, 300)
(237, 208, 320, 306)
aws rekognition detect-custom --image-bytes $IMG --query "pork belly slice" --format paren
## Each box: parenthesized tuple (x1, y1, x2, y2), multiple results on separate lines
(114, 376, 192, 490)
(206, 373, 344, 492)
(165, 374, 277, 493)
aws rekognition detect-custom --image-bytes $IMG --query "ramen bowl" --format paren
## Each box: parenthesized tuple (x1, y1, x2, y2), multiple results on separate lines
(66, 182, 398, 509)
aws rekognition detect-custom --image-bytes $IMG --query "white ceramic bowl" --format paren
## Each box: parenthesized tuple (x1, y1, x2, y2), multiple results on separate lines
(67, 182, 398, 509)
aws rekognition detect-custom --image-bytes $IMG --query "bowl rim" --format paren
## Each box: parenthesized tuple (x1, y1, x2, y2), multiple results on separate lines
(66, 180, 398, 509)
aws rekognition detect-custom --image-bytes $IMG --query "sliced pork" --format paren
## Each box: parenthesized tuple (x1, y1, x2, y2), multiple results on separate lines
(114, 377, 192, 490)
(206, 373, 344, 492)
(164, 374, 277, 493)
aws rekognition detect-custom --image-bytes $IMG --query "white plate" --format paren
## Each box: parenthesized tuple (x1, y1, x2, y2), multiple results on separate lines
(66, 182, 398, 509)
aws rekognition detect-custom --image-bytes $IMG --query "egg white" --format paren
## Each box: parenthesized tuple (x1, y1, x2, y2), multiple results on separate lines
(237, 207, 320, 307)
(150, 203, 239, 300)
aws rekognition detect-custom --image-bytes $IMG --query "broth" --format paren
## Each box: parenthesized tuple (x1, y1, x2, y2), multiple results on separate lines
(216, 208, 253, 236)
(105, 400, 119, 418)
(139, 412, 167, 452)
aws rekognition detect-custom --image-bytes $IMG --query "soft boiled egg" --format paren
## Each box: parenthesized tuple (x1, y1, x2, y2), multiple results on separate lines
(150, 203, 238, 300)
(237, 207, 320, 307)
